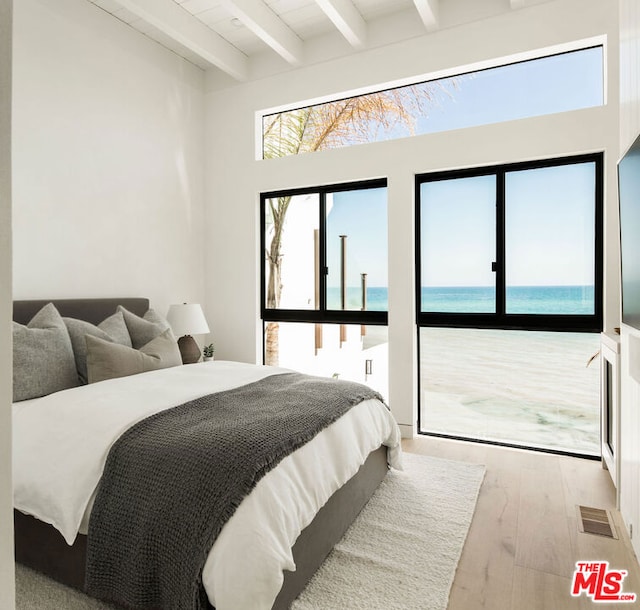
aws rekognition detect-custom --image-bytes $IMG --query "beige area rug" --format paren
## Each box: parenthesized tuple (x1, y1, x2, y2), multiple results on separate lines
(16, 452, 485, 610)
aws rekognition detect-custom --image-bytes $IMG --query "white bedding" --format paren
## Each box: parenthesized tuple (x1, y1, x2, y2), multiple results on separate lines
(13, 361, 402, 610)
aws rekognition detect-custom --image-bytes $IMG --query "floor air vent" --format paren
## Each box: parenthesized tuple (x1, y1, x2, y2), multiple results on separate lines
(577, 505, 618, 539)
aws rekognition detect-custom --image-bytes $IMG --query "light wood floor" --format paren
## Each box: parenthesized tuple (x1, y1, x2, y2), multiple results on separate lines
(402, 436, 640, 610)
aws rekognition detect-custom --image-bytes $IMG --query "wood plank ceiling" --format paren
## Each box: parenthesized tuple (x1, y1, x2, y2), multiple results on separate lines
(86, 0, 537, 81)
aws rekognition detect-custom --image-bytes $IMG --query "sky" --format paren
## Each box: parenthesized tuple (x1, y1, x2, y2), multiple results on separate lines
(421, 162, 597, 288)
(411, 46, 603, 136)
(271, 46, 603, 293)
(326, 187, 387, 288)
(277, 162, 597, 295)
(321, 161, 598, 291)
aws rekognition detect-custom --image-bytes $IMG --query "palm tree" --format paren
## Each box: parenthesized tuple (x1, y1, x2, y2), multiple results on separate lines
(262, 82, 445, 365)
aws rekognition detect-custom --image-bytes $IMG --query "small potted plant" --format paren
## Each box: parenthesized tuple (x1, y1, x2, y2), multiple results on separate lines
(203, 343, 215, 362)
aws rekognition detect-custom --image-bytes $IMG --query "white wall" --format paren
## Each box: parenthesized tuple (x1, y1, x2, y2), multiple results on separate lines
(205, 0, 620, 437)
(12, 0, 207, 317)
(0, 0, 14, 606)
(618, 0, 640, 557)
(620, 0, 640, 151)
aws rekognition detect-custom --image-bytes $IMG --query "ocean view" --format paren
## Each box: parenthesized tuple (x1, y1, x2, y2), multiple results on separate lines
(422, 285, 595, 314)
(327, 285, 595, 315)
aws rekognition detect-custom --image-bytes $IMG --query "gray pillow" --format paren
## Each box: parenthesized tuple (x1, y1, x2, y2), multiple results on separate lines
(142, 308, 171, 332)
(117, 306, 172, 349)
(86, 329, 182, 384)
(64, 311, 132, 384)
(13, 303, 79, 402)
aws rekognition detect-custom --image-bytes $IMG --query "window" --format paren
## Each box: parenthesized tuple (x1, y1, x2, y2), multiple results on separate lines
(420, 174, 496, 314)
(416, 155, 603, 455)
(262, 180, 388, 321)
(264, 193, 320, 311)
(262, 46, 603, 159)
(416, 154, 603, 331)
(261, 181, 388, 392)
(505, 164, 597, 315)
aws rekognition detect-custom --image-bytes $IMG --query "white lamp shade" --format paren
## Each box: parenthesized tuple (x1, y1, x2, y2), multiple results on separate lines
(166, 303, 210, 337)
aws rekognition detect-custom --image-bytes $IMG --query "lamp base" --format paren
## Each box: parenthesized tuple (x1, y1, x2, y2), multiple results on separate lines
(177, 335, 201, 364)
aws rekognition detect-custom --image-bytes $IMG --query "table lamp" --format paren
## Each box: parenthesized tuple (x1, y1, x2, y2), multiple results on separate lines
(166, 303, 210, 364)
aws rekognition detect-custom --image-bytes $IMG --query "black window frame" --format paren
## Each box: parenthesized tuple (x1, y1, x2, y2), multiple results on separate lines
(261, 178, 389, 327)
(415, 153, 604, 333)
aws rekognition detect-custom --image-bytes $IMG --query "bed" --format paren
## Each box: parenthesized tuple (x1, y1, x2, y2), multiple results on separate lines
(12, 297, 402, 609)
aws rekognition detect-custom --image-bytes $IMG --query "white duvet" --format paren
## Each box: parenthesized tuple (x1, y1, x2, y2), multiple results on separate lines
(13, 361, 402, 610)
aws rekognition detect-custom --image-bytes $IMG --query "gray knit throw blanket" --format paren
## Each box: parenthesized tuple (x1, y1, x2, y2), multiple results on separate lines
(85, 372, 383, 610)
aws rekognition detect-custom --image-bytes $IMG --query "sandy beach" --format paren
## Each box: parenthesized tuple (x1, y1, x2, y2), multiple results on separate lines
(419, 327, 600, 455)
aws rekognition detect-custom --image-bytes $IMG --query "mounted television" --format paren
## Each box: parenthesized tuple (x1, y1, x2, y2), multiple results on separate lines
(619, 132, 640, 330)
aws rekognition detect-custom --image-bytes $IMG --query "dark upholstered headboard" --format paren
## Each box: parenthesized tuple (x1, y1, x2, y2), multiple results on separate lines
(13, 298, 150, 325)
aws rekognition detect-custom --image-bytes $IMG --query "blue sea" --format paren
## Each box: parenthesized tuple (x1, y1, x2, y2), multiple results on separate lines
(327, 285, 595, 315)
